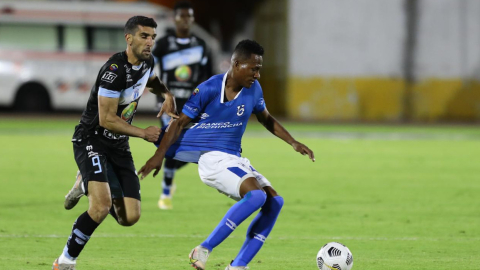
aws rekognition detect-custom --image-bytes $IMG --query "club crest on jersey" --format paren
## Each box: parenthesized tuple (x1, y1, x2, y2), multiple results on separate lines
(101, 72, 117, 83)
(237, 105, 245, 116)
(109, 64, 118, 71)
(193, 88, 200, 96)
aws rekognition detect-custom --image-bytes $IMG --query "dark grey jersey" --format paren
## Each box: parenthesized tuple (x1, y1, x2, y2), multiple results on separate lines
(73, 51, 155, 144)
(152, 34, 212, 110)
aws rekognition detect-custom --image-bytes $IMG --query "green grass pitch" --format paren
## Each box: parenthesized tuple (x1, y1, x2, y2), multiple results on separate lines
(0, 117, 479, 269)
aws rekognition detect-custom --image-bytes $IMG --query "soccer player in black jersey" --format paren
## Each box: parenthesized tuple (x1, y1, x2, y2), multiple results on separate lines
(52, 16, 177, 270)
(152, 0, 213, 210)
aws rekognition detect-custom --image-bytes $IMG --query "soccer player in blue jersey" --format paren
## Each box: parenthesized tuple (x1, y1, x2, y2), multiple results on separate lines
(138, 39, 314, 270)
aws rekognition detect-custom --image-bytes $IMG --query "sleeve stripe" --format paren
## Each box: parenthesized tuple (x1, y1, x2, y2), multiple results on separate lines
(182, 107, 197, 119)
(98, 87, 121, 98)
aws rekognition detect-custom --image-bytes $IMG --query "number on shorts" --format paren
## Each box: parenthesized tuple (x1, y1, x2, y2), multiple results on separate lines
(92, 156, 102, 174)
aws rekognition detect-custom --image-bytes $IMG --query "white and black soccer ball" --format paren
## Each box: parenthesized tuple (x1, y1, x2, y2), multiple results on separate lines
(316, 242, 353, 270)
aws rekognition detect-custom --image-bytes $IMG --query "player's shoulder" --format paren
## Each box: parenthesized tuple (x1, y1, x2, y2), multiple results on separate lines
(197, 74, 223, 91)
(102, 52, 127, 72)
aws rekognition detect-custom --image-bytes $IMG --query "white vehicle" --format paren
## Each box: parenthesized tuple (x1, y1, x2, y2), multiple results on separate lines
(0, 1, 219, 112)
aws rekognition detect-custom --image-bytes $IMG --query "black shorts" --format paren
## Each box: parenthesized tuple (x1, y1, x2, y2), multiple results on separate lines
(73, 136, 141, 201)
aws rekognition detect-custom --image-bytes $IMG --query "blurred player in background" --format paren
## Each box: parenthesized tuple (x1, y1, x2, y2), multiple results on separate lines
(139, 40, 314, 270)
(53, 16, 177, 270)
(152, 0, 213, 210)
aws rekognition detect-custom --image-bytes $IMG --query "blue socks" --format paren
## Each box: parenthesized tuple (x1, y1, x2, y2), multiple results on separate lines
(200, 190, 267, 251)
(231, 196, 284, 267)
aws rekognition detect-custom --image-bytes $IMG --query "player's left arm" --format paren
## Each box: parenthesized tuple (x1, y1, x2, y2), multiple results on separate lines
(147, 74, 178, 119)
(255, 108, 315, 162)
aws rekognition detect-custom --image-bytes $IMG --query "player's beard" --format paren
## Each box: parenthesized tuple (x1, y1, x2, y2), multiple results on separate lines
(134, 47, 150, 62)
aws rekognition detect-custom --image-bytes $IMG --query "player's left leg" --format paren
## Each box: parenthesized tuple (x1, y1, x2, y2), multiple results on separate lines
(189, 152, 268, 270)
(229, 186, 284, 268)
(107, 147, 141, 226)
(64, 170, 85, 210)
(190, 177, 266, 270)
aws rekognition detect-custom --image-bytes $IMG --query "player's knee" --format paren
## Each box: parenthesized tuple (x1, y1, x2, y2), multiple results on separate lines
(117, 212, 141, 227)
(247, 190, 267, 209)
(88, 203, 111, 222)
(270, 195, 284, 213)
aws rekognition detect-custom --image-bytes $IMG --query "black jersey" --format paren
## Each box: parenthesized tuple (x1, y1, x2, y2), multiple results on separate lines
(72, 51, 155, 144)
(152, 33, 212, 110)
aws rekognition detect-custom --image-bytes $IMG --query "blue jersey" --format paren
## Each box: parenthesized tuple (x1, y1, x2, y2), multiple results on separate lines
(161, 73, 266, 162)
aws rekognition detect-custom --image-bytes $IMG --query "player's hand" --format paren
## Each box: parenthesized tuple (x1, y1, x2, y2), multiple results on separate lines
(291, 141, 315, 162)
(158, 93, 179, 119)
(138, 155, 164, 180)
(143, 126, 161, 142)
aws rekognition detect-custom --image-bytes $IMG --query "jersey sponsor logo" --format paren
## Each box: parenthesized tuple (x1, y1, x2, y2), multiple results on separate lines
(237, 105, 245, 116)
(101, 71, 117, 83)
(109, 64, 118, 71)
(184, 104, 198, 113)
(189, 122, 243, 129)
(174, 65, 192, 81)
(121, 101, 138, 122)
(103, 129, 127, 140)
(126, 74, 132, 82)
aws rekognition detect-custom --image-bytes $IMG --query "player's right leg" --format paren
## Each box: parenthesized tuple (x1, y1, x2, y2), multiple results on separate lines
(54, 181, 112, 270)
(228, 161, 284, 268)
(229, 186, 284, 268)
(53, 140, 110, 269)
(189, 152, 267, 270)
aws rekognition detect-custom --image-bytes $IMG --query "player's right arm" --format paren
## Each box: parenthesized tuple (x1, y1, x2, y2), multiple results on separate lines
(98, 96, 160, 142)
(138, 113, 192, 179)
(139, 82, 211, 179)
(97, 61, 160, 142)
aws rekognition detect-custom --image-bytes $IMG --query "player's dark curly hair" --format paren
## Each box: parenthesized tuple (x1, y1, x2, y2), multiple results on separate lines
(174, 1, 193, 12)
(234, 40, 264, 60)
(124, 16, 157, 35)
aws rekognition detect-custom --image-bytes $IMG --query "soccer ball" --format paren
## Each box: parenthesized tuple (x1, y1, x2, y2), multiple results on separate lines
(316, 242, 353, 270)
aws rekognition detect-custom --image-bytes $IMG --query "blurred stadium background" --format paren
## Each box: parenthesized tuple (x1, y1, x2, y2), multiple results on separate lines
(1, 0, 480, 122)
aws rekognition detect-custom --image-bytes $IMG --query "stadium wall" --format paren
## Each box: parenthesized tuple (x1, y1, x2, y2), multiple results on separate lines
(286, 0, 480, 121)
